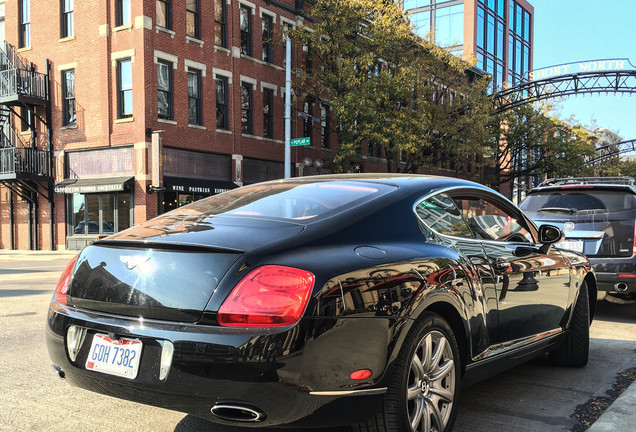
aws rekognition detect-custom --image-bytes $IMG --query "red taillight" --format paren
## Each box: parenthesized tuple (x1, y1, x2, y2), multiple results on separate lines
(217, 265, 315, 327)
(54, 256, 78, 305)
(633, 220, 636, 255)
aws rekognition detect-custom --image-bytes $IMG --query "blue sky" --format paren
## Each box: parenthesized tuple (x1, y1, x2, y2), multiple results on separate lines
(531, 0, 636, 140)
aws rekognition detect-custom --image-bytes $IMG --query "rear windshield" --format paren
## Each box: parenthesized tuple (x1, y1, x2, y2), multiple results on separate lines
(520, 190, 636, 214)
(181, 181, 395, 221)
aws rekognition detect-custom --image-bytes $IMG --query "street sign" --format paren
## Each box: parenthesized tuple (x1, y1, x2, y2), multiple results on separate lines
(290, 137, 311, 147)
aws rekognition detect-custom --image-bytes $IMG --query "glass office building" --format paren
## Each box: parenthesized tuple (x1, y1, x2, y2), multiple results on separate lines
(403, 0, 534, 89)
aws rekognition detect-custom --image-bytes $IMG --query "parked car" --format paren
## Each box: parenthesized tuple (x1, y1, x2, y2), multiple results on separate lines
(73, 221, 114, 235)
(47, 174, 595, 432)
(520, 176, 636, 304)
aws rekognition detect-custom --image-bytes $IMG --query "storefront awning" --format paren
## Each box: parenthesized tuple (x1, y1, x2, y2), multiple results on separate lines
(54, 176, 134, 194)
(163, 176, 239, 195)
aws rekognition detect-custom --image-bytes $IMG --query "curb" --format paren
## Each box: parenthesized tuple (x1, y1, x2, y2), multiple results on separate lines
(586, 380, 636, 432)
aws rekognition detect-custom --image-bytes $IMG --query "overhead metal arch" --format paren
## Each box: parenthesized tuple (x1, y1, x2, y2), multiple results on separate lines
(493, 59, 636, 112)
(586, 139, 636, 165)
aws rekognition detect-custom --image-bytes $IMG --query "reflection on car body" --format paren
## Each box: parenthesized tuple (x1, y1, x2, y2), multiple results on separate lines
(47, 174, 595, 432)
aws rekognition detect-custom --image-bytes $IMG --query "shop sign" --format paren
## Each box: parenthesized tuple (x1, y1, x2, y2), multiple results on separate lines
(63, 184, 126, 194)
(529, 59, 631, 81)
(169, 185, 231, 194)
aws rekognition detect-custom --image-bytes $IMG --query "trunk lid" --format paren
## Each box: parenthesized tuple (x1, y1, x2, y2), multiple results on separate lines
(69, 217, 305, 322)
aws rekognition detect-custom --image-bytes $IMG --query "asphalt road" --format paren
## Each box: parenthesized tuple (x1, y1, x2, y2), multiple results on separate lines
(1, 256, 635, 432)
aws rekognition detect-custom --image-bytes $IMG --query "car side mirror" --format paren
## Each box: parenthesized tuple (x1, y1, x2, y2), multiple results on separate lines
(538, 225, 564, 254)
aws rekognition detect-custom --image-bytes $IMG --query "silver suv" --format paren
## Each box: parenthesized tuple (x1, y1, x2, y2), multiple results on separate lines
(520, 177, 636, 304)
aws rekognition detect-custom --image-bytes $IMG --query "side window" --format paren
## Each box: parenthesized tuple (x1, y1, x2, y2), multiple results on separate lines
(415, 193, 473, 238)
(452, 195, 533, 242)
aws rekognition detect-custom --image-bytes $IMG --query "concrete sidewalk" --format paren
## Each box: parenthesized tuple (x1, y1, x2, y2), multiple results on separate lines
(586, 380, 636, 432)
(0, 248, 78, 261)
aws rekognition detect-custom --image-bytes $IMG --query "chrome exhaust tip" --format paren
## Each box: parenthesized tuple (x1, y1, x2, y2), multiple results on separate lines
(614, 282, 629, 292)
(51, 364, 65, 379)
(211, 404, 266, 422)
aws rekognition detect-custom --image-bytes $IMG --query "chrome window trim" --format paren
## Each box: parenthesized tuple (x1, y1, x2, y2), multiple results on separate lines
(412, 186, 539, 245)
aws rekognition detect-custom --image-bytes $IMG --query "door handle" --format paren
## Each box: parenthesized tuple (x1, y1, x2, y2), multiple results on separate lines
(492, 259, 510, 274)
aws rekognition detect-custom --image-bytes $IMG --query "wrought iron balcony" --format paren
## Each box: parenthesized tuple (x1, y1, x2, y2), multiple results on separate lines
(0, 127, 51, 180)
(0, 146, 51, 180)
(0, 42, 48, 106)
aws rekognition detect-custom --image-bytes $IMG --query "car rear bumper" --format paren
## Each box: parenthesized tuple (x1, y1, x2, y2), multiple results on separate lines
(589, 256, 636, 295)
(46, 301, 390, 427)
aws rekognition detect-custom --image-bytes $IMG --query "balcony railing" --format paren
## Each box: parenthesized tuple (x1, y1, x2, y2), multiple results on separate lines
(0, 126, 50, 178)
(0, 41, 28, 71)
(0, 68, 48, 102)
(0, 146, 51, 177)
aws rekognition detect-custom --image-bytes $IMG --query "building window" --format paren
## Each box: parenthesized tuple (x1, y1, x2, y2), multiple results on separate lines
(188, 69, 202, 125)
(262, 14, 273, 63)
(62, 69, 76, 126)
(70, 192, 131, 236)
(61, 0, 74, 38)
(116, 0, 131, 27)
(304, 40, 313, 73)
(186, 0, 200, 39)
(157, 61, 173, 119)
(214, 0, 226, 47)
(19, 0, 31, 48)
(117, 59, 133, 118)
(241, 82, 253, 134)
(410, 10, 431, 40)
(156, 0, 171, 29)
(320, 103, 330, 148)
(20, 107, 32, 132)
(263, 87, 274, 138)
(476, 2, 509, 89)
(240, 5, 252, 56)
(215, 76, 228, 130)
(435, 4, 463, 48)
(403, 0, 430, 9)
(303, 96, 314, 138)
(369, 142, 382, 158)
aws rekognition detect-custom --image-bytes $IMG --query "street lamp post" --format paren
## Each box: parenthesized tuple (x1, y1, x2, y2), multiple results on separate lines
(284, 35, 292, 178)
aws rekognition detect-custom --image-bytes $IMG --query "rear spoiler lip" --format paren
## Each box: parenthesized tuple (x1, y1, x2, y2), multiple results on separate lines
(92, 239, 244, 254)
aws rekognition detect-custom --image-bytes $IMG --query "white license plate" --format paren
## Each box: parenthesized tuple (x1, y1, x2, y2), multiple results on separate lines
(85, 334, 142, 379)
(556, 240, 584, 253)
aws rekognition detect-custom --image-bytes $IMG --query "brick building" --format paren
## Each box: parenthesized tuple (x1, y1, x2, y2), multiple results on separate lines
(0, 0, 339, 250)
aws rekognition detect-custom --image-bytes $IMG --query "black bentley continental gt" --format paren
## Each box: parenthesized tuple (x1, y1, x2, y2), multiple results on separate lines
(47, 174, 596, 432)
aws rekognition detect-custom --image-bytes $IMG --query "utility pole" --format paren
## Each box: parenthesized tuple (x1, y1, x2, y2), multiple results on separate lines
(284, 35, 292, 178)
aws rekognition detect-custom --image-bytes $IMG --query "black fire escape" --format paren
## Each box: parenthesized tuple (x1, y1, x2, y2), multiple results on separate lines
(0, 41, 53, 250)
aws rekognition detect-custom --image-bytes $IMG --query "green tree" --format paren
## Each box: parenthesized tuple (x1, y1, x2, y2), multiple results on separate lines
(490, 104, 595, 194)
(616, 158, 636, 177)
(294, 0, 495, 173)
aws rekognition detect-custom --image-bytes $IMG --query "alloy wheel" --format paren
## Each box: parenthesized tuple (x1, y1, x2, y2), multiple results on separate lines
(406, 330, 456, 432)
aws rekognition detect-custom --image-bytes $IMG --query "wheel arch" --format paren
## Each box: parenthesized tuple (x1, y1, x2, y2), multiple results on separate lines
(584, 272, 597, 322)
(388, 296, 470, 380)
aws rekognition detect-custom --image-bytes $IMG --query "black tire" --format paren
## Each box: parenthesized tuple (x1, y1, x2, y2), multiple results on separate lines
(550, 281, 590, 367)
(354, 312, 461, 432)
